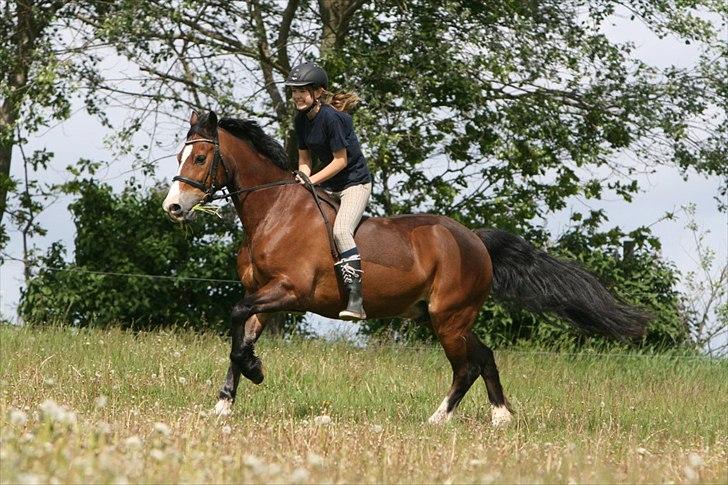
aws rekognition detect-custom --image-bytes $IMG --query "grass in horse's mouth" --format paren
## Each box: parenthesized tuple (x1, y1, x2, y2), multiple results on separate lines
(190, 203, 223, 218)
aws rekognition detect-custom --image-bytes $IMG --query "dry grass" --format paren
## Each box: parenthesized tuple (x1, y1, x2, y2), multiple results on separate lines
(1, 325, 726, 483)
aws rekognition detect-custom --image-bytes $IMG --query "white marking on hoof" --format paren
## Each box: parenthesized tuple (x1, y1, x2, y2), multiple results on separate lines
(491, 405, 512, 427)
(213, 399, 233, 417)
(428, 397, 453, 424)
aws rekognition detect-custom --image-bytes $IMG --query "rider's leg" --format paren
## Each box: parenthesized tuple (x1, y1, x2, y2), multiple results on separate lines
(332, 182, 371, 320)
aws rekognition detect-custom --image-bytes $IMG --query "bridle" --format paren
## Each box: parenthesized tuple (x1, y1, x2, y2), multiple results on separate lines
(172, 138, 231, 203)
(172, 137, 297, 203)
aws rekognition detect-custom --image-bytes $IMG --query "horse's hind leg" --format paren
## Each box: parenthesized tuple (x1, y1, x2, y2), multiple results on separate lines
(428, 308, 513, 426)
(472, 334, 513, 427)
(428, 309, 484, 424)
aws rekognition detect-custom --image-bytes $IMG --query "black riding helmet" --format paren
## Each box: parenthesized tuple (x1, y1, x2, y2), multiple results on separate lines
(285, 62, 328, 89)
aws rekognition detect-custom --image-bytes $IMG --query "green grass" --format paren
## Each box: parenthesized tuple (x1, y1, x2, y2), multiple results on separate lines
(1, 325, 726, 483)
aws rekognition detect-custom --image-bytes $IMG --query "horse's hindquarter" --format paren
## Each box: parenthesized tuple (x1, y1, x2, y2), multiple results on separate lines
(356, 214, 493, 318)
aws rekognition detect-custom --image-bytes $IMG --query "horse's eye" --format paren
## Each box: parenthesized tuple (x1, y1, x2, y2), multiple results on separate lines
(194, 154, 206, 165)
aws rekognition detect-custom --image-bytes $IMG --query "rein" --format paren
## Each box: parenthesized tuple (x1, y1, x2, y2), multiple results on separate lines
(173, 137, 340, 260)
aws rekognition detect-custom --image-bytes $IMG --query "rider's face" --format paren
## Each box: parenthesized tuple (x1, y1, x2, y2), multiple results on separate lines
(291, 87, 322, 111)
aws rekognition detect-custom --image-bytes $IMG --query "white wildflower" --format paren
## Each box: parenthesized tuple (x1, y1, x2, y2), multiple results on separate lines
(370, 424, 383, 434)
(481, 472, 500, 484)
(243, 454, 266, 475)
(307, 452, 324, 467)
(39, 399, 76, 426)
(149, 449, 165, 461)
(683, 464, 699, 482)
(205, 379, 212, 386)
(266, 463, 282, 475)
(43, 377, 56, 387)
(95, 421, 112, 435)
(16, 473, 43, 485)
(9, 409, 28, 426)
(173, 351, 181, 358)
(124, 436, 143, 450)
(688, 453, 703, 468)
(221, 425, 232, 435)
(153, 422, 171, 437)
(290, 467, 309, 483)
(94, 395, 108, 409)
(314, 415, 332, 426)
(177, 376, 187, 385)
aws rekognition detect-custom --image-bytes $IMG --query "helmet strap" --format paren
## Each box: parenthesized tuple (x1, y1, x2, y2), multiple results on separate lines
(301, 98, 320, 116)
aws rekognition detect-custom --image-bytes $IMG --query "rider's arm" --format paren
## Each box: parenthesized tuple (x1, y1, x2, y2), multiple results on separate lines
(298, 149, 313, 177)
(309, 148, 347, 185)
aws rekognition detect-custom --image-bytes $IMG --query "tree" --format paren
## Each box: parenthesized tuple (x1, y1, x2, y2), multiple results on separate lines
(1, 1, 74, 229)
(19, 174, 246, 330)
(68, 1, 726, 231)
(679, 204, 728, 356)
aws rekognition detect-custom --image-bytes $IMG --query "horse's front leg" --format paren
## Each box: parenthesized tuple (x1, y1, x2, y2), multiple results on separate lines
(214, 281, 297, 416)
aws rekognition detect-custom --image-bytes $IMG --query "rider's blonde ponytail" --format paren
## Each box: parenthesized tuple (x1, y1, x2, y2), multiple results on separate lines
(321, 90, 360, 112)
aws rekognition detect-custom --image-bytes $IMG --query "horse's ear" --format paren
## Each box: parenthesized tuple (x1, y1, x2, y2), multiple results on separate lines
(207, 111, 218, 128)
(189, 110, 199, 126)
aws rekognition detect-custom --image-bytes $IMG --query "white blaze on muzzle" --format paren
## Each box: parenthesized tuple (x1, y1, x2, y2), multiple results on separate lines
(163, 144, 195, 213)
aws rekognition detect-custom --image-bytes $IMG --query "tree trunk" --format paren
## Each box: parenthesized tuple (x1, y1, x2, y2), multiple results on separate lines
(317, 0, 366, 53)
(0, 0, 49, 226)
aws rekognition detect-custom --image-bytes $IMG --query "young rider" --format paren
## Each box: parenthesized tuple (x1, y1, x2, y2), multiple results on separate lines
(285, 61, 372, 320)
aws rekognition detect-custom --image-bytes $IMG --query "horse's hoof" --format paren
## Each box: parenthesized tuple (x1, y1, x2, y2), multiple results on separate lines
(427, 398, 453, 425)
(242, 360, 264, 384)
(427, 413, 451, 425)
(214, 399, 233, 417)
(491, 405, 512, 427)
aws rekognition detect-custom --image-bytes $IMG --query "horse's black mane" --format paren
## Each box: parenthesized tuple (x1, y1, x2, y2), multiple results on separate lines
(218, 118, 291, 170)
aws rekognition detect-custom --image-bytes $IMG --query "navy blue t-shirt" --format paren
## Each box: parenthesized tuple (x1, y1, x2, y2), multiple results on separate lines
(295, 104, 371, 191)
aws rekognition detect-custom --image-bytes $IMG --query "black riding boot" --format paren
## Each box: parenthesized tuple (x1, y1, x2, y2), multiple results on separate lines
(335, 256, 366, 320)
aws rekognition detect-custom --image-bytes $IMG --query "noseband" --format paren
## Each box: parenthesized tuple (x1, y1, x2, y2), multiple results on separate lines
(172, 138, 233, 203)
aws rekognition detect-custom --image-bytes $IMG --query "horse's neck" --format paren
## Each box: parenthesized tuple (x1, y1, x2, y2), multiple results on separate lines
(224, 138, 288, 189)
(222, 133, 295, 237)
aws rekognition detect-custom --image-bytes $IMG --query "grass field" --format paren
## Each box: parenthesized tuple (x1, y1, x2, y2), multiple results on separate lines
(1, 325, 726, 484)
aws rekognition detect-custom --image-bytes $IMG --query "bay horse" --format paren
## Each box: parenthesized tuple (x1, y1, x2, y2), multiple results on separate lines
(163, 111, 649, 425)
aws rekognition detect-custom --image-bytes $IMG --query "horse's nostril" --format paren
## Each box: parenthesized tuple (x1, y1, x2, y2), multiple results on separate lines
(168, 203, 182, 216)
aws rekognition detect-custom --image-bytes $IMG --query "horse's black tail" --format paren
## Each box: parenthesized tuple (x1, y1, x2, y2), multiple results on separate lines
(474, 228, 650, 340)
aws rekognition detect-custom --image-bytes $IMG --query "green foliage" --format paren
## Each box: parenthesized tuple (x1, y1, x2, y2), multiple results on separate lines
(336, 0, 727, 228)
(19, 179, 245, 330)
(1, 1, 84, 237)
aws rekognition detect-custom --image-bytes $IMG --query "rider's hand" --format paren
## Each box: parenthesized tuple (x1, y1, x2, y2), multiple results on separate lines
(294, 170, 313, 185)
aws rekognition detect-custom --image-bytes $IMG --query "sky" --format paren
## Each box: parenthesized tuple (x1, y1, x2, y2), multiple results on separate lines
(1, 11, 726, 343)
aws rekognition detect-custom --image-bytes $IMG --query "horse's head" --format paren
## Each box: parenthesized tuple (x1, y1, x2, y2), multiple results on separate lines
(163, 110, 230, 221)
